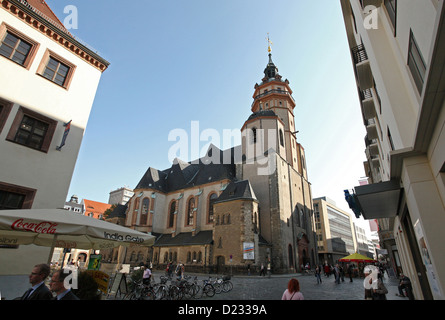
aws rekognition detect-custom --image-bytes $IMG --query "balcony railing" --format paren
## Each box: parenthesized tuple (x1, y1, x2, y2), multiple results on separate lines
(251, 89, 295, 108)
(352, 44, 369, 64)
(253, 89, 295, 102)
(359, 88, 373, 101)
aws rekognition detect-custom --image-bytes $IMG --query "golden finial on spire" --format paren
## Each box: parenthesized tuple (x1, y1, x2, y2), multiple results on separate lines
(266, 33, 273, 53)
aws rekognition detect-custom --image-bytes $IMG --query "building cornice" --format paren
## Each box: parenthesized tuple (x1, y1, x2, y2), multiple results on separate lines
(1, 0, 109, 72)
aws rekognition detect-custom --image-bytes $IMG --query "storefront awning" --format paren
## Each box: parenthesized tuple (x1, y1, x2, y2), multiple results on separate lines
(353, 180, 402, 220)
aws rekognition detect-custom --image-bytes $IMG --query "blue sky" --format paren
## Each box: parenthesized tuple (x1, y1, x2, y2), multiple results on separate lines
(46, 0, 367, 212)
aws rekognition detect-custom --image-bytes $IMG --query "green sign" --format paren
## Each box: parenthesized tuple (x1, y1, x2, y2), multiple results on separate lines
(88, 254, 102, 270)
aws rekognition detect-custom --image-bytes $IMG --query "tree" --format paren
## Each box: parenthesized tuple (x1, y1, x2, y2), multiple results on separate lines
(103, 204, 118, 220)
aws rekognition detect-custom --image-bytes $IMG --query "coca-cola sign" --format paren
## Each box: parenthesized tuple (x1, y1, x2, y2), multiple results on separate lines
(11, 219, 57, 234)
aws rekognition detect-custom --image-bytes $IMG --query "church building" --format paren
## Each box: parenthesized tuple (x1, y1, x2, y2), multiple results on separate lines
(112, 53, 316, 274)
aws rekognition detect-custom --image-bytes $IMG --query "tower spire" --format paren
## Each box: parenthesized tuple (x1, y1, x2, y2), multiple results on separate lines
(266, 33, 273, 53)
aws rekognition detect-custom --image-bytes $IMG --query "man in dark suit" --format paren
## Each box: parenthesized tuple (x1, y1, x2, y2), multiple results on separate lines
(20, 264, 52, 300)
(49, 269, 79, 300)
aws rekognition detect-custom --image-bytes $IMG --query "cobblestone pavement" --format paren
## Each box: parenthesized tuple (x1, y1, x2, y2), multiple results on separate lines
(151, 271, 407, 301)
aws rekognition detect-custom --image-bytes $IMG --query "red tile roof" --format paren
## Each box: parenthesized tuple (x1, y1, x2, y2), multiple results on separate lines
(26, 0, 65, 27)
(83, 199, 112, 220)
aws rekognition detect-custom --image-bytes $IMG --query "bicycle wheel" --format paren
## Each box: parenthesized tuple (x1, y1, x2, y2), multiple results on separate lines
(144, 288, 156, 300)
(203, 284, 215, 297)
(127, 292, 140, 300)
(222, 281, 233, 293)
(183, 285, 194, 299)
(169, 286, 181, 300)
(194, 284, 204, 299)
(213, 282, 222, 294)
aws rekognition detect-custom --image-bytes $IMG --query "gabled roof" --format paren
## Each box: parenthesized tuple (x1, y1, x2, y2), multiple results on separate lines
(214, 180, 258, 204)
(82, 199, 112, 219)
(26, 0, 68, 32)
(135, 144, 237, 193)
(153, 231, 213, 247)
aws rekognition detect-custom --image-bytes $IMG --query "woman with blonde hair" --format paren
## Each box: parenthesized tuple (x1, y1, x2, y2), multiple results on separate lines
(281, 278, 304, 300)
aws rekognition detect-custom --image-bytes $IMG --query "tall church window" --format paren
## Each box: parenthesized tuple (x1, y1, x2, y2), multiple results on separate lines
(208, 192, 218, 223)
(140, 198, 149, 225)
(186, 197, 195, 226)
(279, 129, 284, 147)
(300, 209, 306, 229)
(168, 200, 176, 228)
(252, 127, 257, 144)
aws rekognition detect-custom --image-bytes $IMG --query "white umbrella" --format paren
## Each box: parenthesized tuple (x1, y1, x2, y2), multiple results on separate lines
(0, 209, 155, 262)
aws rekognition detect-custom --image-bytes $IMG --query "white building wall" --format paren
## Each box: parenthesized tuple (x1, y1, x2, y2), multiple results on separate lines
(0, 9, 103, 209)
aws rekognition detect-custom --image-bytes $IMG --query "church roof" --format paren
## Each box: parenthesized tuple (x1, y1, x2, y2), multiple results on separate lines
(262, 53, 282, 83)
(247, 110, 277, 121)
(135, 144, 237, 193)
(153, 230, 213, 247)
(214, 180, 258, 204)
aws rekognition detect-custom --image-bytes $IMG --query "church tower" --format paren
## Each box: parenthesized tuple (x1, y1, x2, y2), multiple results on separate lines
(239, 50, 316, 273)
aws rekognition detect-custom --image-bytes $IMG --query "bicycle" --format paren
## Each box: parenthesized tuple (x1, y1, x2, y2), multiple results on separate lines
(220, 275, 233, 293)
(208, 276, 222, 294)
(124, 279, 155, 300)
(194, 278, 215, 299)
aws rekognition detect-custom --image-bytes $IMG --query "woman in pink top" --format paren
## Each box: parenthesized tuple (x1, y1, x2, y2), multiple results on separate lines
(281, 278, 304, 300)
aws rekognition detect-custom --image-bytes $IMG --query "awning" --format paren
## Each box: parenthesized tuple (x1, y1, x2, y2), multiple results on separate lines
(353, 180, 402, 220)
(0, 209, 155, 251)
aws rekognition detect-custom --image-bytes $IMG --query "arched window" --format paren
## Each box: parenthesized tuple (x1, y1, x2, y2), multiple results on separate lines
(299, 209, 305, 229)
(227, 214, 231, 224)
(168, 200, 176, 228)
(187, 251, 192, 263)
(288, 244, 294, 268)
(132, 197, 140, 225)
(208, 192, 218, 223)
(279, 129, 284, 147)
(163, 252, 168, 263)
(252, 127, 257, 144)
(140, 198, 149, 225)
(186, 197, 195, 226)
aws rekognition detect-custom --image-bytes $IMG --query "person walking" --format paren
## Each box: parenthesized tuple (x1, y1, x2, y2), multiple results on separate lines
(324, 263, 330, 277)
(372, 275, 388, 300)
(334, 264, 341, 284)
(18, 264, 52, 300)
(347, 264, 354, 282)
(282, 278, 304, 300)
(142, 264, 152, 285)
(259, 263, 266, 277)
(315, 265, 322, 284)
(339, 264, 345, 282)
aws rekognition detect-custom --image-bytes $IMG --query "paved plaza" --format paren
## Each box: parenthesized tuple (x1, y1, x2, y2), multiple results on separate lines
(150, 271, 407, 301)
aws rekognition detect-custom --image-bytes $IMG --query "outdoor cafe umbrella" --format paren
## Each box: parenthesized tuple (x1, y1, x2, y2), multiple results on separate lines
(0, 209, 155, 263)
(338, 252, 377, 263)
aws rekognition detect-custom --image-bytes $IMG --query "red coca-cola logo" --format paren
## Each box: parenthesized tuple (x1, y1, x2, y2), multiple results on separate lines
(11, 219, 58, 234)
